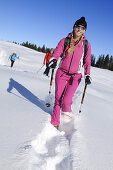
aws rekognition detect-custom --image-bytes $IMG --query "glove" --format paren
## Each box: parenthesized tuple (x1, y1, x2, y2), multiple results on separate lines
(48, 58, 57, 69)
(85, 75, 91, 85)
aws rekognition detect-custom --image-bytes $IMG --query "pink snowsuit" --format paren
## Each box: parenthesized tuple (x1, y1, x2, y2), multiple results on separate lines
(51, 34, 91, 125)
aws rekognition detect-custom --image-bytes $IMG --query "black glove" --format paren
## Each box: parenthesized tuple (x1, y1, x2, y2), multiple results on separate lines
(85, 75, 91, 85)
(48, 58, 57, 69)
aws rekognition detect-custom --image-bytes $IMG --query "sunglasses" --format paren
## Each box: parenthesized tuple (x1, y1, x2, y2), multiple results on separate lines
(75, 25, 86, 30)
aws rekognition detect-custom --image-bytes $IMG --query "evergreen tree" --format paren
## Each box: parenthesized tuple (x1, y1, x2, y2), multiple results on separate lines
(45, 47, 51, 53)
(103, 54, 109, 69)
(95, 55, 105, 68)
(37, 46, 41, 52)
(91, 54, 96, 66)
(109, 56, 113, 71)
(41, 45, 46, 53)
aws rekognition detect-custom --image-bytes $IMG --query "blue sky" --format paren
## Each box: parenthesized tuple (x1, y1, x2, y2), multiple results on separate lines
(0, 0, 113, 59)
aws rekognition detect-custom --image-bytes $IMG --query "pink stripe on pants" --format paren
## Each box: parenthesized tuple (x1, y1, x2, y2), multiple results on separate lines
(51, 69, 82, 125)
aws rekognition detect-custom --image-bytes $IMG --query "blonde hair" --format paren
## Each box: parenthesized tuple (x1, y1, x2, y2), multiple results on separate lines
(67, 33, 84, 56)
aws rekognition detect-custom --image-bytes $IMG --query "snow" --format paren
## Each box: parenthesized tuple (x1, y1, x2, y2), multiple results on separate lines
(0, 40, 113, 170)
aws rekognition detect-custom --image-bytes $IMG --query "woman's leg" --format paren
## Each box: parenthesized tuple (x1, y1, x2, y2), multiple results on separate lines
(43, 63, 48, 75)
(11, 60, 14, 67)
(62, 74, 82, 112)
(46, 64, 50, 76)
(51, 69, 68, 125)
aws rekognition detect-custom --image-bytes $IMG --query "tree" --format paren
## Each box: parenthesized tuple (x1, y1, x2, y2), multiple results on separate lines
(41, 45, 46, 53)
(109, 56, 113, 71)
(103, 54, 109, 69)
(37, 46, 41, 52)
(91, 54, 96, 66)
(95, 55, 105, 68)
(45, 47, 51, 53)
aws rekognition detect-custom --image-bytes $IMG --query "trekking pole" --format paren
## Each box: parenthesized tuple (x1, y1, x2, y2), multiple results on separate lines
(46, 69, 54, 107)
(49, 68, 54, 94)
(79, 83, 87, 113)
(37, 64, 44, 74)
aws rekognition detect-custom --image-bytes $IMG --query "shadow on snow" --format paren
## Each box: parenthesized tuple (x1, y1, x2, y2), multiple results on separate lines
(7, 78, 52, 115)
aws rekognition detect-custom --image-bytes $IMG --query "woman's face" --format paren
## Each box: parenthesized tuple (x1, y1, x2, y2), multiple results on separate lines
(73, 25, 86, 38)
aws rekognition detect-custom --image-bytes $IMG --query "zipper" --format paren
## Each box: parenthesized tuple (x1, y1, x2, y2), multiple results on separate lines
(68, 51, 74, 74)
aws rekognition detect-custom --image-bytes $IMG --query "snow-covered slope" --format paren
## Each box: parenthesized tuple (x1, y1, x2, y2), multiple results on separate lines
(0, 41, 113, 170)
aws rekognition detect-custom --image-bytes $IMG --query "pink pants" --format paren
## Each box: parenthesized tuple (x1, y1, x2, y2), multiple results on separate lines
(51, 69, 82, 125)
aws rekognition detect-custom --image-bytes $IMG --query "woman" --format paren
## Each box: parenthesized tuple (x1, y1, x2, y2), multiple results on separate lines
(9, 52, 19, 67)
(43, 48, 54, 76)
(48, 17, 91, 128)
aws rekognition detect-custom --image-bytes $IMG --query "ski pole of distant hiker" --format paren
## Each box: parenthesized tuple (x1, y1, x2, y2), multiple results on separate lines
(49, 68, 54, 94)
(37, 64, 44, 74)
(79, 83, 87, 113)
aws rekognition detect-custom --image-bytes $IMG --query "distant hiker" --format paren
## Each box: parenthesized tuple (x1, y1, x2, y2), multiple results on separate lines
(43, 48, 54, 76)
(9, 52, 19, 67)
(48, 17, 91, 128)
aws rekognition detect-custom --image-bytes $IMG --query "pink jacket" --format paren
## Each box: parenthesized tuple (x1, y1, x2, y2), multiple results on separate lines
(52, 34, 91, 75)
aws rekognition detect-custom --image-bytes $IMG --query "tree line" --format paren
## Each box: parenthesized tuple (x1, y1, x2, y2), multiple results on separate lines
(13, 41, 51, 53)
(13, 41, 113, 71)
(91, 54, 113, 71)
